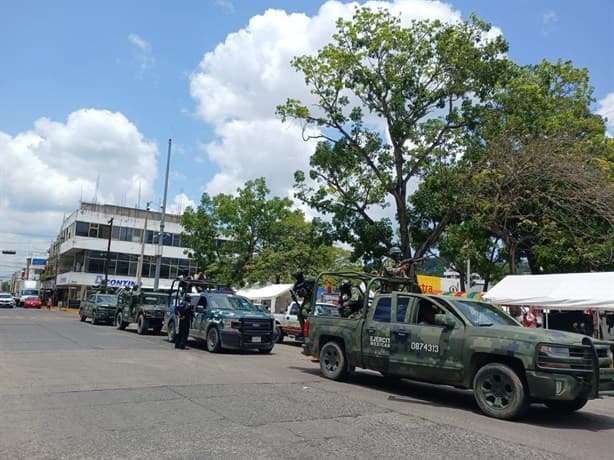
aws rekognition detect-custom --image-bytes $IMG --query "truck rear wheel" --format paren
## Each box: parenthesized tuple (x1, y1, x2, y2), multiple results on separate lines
(115, 311, 127, 330)
(80, 313, 86, 322)
(473, 363, 528, 420)
(319, 341, 348, 381)
(545, 398, 588, 414)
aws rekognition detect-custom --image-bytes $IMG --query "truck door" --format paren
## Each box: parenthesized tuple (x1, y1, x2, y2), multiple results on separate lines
(192, 295, 207, 339)
(393, 295, 465, 384)
(361, 294, 392, 373)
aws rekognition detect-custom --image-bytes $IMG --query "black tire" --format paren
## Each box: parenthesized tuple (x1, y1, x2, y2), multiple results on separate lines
(206, 327, 221, 353)
(545, 398, 588, 414)
(137, 315, 148, 335)
(115, 311, 127, 330)
(80, 313, 86, 322)
(473, 363, 528, 420)
(319, 341, 348, 381)
(167, 320, 176, 343)
(275, 325, 284, 344)
(258, 347, 273, 354)
(91, 312, 98, 326)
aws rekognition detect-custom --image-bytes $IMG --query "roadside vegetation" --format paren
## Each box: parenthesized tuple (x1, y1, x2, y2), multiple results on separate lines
(182, 7, 614, 288)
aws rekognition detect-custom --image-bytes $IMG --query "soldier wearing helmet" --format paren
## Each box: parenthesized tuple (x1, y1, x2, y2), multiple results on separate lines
(338, 279, 363, 319)
(382, 246, 406, 278)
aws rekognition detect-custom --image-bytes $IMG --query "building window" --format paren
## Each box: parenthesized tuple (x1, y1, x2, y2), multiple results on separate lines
(76, 221, 89, 236)
(88, 223, 100, 238)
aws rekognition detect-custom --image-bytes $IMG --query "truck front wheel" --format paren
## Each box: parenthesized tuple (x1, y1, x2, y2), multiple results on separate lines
(319, 341, 348, 381)
(545, 398, 588, 414)
(206, 327, 221, 353)
(473, 363, 528, 420)
(115, 311, 127, 330)
(275, 325, 284, 343)
(167, 320, 176, 343)
(137, 315, 148, 335)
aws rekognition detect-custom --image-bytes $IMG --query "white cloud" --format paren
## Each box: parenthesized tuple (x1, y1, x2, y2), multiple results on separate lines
(128, 33, 155, 75)
(189, 0, 491, 199)
(596, 92, 614, 137)
(0, 109, 159, 277)
(543, 10, 559, 25)
(166, 193, 196, 215)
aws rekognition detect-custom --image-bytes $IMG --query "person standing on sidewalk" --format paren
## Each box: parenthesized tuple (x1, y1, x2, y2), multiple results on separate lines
(175, 294, 193, 350)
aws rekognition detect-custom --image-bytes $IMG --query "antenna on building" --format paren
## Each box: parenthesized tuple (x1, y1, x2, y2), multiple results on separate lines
(92, 174, 100, 204)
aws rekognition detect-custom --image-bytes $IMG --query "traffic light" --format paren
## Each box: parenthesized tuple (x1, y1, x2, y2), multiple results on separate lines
(1, 250, 16, 254)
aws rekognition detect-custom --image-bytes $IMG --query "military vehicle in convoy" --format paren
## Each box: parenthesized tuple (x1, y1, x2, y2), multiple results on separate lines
(114, 288, 167, 334)
(79, 291, 118, 325)
(164, 279, 276, 353)
(302, 272, 614, 420)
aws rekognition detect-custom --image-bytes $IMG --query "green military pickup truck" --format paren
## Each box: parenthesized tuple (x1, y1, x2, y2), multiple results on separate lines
(114, 288, 167, 335)
(302, 272, 614, 420)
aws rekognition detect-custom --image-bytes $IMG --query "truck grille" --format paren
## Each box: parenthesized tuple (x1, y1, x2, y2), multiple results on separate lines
(240, 318, 273, 334)
(537, 342, 614, 373)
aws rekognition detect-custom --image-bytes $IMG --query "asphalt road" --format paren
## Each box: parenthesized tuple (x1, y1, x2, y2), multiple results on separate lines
(1, 308, 613, 460)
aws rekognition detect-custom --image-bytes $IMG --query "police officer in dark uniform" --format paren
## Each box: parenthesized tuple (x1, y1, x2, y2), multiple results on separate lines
(175, 293, 193, 350)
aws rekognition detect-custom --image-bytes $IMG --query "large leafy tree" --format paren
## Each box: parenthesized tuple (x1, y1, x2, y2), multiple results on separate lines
(461, 61, 614, 274)
(413, 59, 614, 276)
(181, 178, 341, 286)
(277, 8, 510, 267)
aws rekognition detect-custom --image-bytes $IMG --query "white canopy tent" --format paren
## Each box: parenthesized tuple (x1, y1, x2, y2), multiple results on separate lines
(483, 272, 614, 310)
(235, 284, 294, 314)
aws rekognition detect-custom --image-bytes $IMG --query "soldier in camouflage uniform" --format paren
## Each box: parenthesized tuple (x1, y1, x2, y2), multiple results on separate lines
(291, 270, 314, 336)
(338, 280, 363, 319)
(380, 246, 408, 292)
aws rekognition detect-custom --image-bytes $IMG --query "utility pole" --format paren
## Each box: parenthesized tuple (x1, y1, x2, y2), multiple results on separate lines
(135, 202, 151, 290)
(103, 217, 114, 291)
(154, 138, 172, 291)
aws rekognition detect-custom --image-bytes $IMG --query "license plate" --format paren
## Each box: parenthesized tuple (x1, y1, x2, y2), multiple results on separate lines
(252, 336, 261, 343)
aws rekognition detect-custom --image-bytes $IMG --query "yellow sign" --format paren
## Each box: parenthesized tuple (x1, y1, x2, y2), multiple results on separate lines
(417, 275, 442, 294)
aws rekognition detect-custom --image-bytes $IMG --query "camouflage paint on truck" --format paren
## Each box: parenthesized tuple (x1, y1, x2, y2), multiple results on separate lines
(302, 271, 614, 420)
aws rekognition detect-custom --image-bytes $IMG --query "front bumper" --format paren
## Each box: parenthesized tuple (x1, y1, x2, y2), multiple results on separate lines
(94, 308, 115, 320)
(530, 338, 614, 401)
(220, 329, 274, 350)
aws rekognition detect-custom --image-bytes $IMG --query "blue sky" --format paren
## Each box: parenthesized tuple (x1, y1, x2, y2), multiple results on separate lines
(1, 0, 613, 279)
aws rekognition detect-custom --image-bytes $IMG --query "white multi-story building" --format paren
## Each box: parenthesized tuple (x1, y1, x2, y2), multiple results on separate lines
(46, 202, 198, 304)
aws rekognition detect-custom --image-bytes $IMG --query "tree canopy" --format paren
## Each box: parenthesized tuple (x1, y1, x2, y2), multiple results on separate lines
(277, 8, 510, 267)
(181, 178, 344, 286)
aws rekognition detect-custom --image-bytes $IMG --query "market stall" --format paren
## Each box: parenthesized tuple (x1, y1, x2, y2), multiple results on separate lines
(483, 272, 614, 337)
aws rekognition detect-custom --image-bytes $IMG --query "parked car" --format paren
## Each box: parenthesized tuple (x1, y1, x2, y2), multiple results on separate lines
(274, 302, 339, 343)
(164, 279, 275, 353)
(22, 296, 42, 309)
(80, 292, 118, 325)
(0, 292, 16, 308)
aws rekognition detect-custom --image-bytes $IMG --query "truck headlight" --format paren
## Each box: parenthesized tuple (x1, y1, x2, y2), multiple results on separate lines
(539, 345, 570, 358)
(538, 344, 571, 369)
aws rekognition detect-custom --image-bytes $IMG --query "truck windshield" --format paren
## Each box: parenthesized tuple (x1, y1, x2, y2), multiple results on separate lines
(447, 299, 519, 327)
(142, 295, 166, 305)
(21, 289, 39, 296)
(208, 294, 255, 311)
(95, 294, 118, 305)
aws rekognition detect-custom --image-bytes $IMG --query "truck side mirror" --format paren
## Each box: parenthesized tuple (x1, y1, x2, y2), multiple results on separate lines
(434, 314, 456, 329)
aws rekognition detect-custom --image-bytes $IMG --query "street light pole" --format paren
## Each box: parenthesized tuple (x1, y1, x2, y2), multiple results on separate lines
(154, 138, 172, 291)
(135, 202, 151, 290)
(103, 217, 114, 291)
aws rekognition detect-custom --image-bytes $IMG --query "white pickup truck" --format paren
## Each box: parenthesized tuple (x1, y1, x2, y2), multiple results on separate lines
(273, 302, 339, 343)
